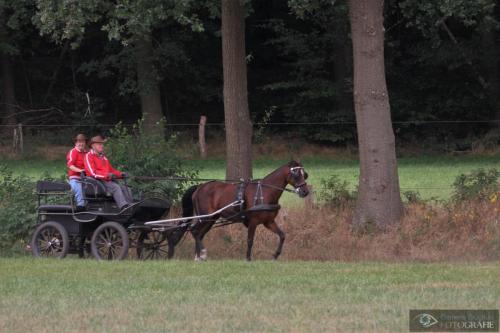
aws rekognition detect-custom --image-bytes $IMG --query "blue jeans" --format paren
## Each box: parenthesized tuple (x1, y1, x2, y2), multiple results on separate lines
(69, 178, 85, 206)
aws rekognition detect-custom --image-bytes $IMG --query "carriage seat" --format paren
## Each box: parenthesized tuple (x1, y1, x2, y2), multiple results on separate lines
(79, 177, 113, 199)
(38, 204, 73, 213)
(36, 181, 71, 194)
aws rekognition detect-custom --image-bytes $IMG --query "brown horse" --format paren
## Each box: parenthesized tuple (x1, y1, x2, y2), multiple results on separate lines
(180, 160, 309, 261)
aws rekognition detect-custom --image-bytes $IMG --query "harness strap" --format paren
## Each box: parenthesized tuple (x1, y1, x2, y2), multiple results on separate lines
(236, 181, 247, 213)
(253, 181, 264, 206)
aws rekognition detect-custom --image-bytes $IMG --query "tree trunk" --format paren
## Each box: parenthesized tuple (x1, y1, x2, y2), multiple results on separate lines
(479, 22, 500, 120)
(333, 23, 353, 115)
(348, 0, 403, 229)
(221, 0, 253, 180)
(135, 34, 164, 136)
(1, 51, 17, 138)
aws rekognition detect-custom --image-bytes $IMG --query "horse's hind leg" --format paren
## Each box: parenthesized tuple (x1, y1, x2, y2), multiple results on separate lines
(191, 220, 203, 261)
(167, 237, 175, 259)
(197, 220, 215, 260)
(192, 219, 213, 261)
(264, 221, 285, 260)
(246, 222, 257, 261)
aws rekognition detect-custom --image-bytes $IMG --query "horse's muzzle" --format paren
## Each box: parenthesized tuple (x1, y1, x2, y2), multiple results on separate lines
(296, 185, 309, 198)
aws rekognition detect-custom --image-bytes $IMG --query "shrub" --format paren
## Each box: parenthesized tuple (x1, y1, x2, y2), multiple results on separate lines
(402, 190, 424, 204)
(105, 119, 197, 201)
(452, 168, 500, 202)
(0, 166, 37, 251)
(318, 174, 355, 207)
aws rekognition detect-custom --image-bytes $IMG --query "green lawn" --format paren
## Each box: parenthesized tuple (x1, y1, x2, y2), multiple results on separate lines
(3, 155, 500, 200)
(0, 258, 498, 333)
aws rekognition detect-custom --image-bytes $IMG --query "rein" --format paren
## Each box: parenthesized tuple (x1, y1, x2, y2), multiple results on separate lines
(132, 176, 303, 195)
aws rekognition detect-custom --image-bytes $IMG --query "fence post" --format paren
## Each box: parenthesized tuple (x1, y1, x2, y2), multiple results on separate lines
(13, 126, 17, 150)
(199, 115, 207, 159)
(13, 123, 24, 154)
(18, 123, 23, 154)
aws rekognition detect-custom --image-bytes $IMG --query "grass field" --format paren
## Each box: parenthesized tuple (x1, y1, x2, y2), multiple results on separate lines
(0, 258, 498, 333)
(2, 154, 500, 332)
(3, 154, 500, 200)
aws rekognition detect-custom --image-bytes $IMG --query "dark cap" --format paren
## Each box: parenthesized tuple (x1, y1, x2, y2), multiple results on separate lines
(89, 135, 107, 145)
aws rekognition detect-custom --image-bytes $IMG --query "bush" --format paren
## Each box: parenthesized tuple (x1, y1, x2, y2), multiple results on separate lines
(402, 190, 424, 204)
(452, 168, 500, 202)
(106, 119, 197, 201)
(0, 166, 37, 252)
(318, 174, 355, 207)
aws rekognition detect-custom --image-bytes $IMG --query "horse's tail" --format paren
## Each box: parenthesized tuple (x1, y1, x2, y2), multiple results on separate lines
(181, 184, 198, 218)
(169, 185, 198, 247)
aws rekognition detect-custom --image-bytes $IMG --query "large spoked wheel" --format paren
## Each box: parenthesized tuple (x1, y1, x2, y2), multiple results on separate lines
(136, 230, 170, 260)
(31, 221, 69, 259)
(91, 222, 129, 261)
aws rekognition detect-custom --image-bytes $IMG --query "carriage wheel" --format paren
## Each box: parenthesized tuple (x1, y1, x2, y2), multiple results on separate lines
(31, 221, 69, 259)
(91, 222, 129, 261)
(136, 230, 170, 260)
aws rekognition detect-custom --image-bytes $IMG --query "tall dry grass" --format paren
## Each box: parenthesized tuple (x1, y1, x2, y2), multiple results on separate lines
(173, 200, 500, 262)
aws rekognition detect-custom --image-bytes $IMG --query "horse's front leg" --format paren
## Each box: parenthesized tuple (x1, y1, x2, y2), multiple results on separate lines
(246, 222, 257, 261)
(264, 221, 285, 260)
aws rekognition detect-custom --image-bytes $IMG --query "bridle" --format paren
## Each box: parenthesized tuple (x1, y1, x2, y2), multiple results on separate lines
(249, 166, 308, 196)
(289, 166, 308, 193)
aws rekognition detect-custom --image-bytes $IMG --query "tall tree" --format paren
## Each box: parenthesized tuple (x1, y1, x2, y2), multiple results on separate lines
(348, 0, 403, 228)
(221, 0, 252, 180)
(0, 1, 35, 137)
(34, 0, 203, 135)
(0, 23, 16, 137)
(134, 34, 164, 134)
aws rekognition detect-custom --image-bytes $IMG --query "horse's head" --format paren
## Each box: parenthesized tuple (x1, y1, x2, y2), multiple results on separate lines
(286, 161, 309, 198)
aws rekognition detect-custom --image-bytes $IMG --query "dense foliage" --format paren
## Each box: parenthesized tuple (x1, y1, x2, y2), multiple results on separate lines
(452, 168, 500, 201)
(0, 0, 499, 145)
(105, 119, 198, 201)
(0, 167, 37, 251)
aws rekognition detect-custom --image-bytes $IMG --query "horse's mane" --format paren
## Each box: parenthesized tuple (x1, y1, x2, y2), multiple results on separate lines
(261, 160, 301, 182)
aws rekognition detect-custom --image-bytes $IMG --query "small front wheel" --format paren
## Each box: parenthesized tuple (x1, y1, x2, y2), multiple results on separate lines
(31, 221, 69, 259)
(91, 222, 129, 260)
(136, 230, 170, 260)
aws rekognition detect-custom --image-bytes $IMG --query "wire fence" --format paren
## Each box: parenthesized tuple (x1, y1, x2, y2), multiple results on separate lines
(1, 119, 497, 197)
(0, 119, 499, 127)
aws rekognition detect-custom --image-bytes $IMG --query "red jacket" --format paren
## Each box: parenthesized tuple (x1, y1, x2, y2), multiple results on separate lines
(84, 149, 122, 181)
(66, 147, 87, 179)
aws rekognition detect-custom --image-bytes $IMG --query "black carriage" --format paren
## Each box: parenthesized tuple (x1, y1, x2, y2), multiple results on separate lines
(31, 177, 171, 260)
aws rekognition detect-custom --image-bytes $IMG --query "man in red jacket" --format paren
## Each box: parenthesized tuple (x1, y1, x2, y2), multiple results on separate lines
(84, 135, 133, 210)
(67, 133, 88, 210)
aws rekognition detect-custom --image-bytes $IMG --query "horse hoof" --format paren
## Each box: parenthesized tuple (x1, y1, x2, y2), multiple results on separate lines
(200, 249, 208, 260)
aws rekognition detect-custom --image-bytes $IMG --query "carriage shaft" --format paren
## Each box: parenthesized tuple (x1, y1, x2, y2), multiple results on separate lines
(144, 200, 244, 226)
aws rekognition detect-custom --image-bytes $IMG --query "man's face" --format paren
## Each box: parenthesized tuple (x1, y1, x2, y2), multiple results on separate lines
(75, 141, 86, 151)
(92, 143, 104, 154)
